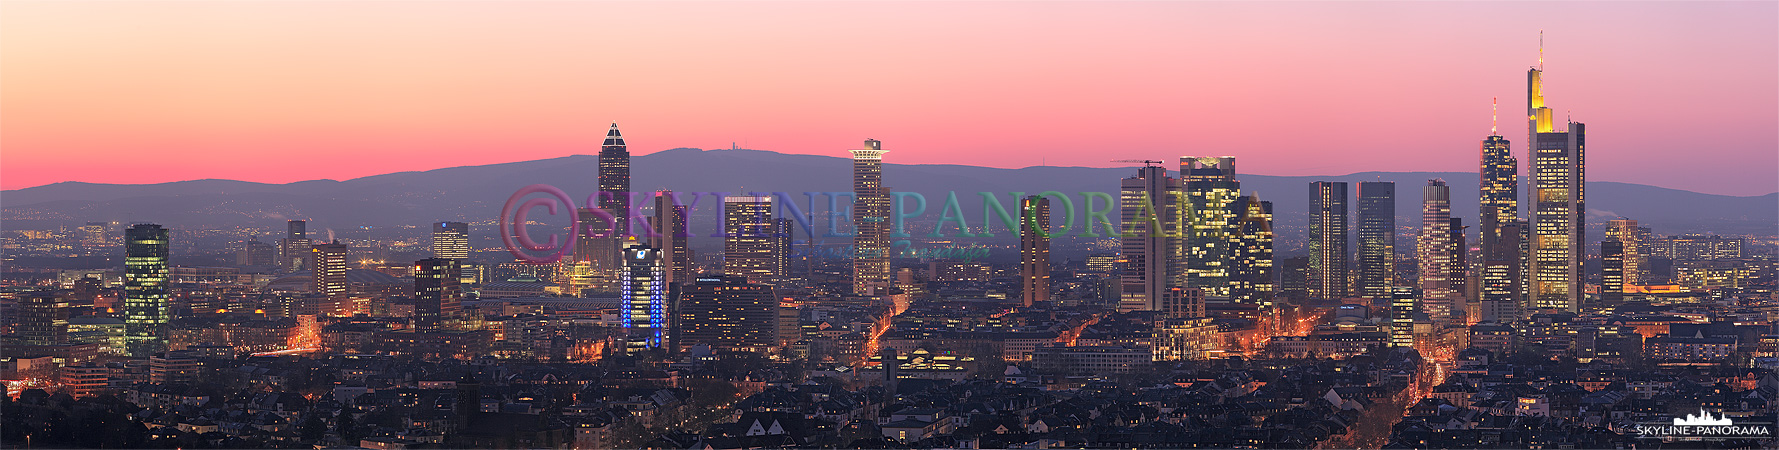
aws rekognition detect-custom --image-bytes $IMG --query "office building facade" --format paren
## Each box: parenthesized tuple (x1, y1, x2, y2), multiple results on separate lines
(1228, 195, 1274, 308)
(1604, 219, 1642, 288)
(621, 245, 667, 352)
(652, 192, 693, 287)
(1528, 61, 1586, 312)
(432, 221, 469, 260)
(724, 196, 779, 285)
(1119, 166, 1179, 313)
(1601, 239, 1625, 304)
(415, 257, 462, 330)
(1390, 286, 1416, 348)
(1479, 125, 1525, 321)
(1416, 180, 1458, 324)
(279, 220, 311, 272)
(1019, 195, 1051, 307)
(1355, 182, 1396, 299)
(851, 140, 891, 295)
(311, 242, 349, 308)
(1308, 181, 1349, 301)
(1180, 157, 1239, 299)
(676, 275, 784, 353)
(125, 224, 171, 357)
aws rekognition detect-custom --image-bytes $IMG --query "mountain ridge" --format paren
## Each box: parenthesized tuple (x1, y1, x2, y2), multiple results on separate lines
(5, 148, 1775, 245)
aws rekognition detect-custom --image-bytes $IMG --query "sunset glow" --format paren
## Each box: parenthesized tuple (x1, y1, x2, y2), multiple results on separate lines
(3, 2, 1774, 195)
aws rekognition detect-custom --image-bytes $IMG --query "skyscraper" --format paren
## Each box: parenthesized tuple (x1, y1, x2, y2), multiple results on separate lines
(1355, 182, 1396, 299)
(1120, 165, 1180, 313)
(652, 192, 693, 287)
(1308, 181, 1349, 301)
(1479, 130, 1518, 260)
(80, 222, 108, 248)
(1449, 217, 1469, 322)
(279, 220, 311, 272)
(1180, 157, 1239, 299)
(724, 196, 779, 285)
(1601, 239, 1625, 304)
(1278, 256, 1310, 303)
(771, 218, 793, 284)
(1605, 219, 1643, 288)
(1019, 195, 1051, 307)
(1528, 51, 1586, 313)
(238, 238, 277, 267)
(568, 207, 604, 296)
(1479, 120, 1524, 322)
(583, 123, 631, 279)
(432, 222, 469, 260)
(1228, 195, 1274, 308)
(676, 275, 783, 353)
(312, 242, 349, 307)
(1481, 219, 1525, 322)
(414, 257, 461, 330)
(621, 245, 667, 353)
(600, 122, 631, 237)
(574, 207, 605, 265)
(18, 291, 71, 347)
(1389, 286, 1416, 348)
(124, 223, 170, 356)
(1416, 180, 1457, 324)
(851, 139, 891, 295)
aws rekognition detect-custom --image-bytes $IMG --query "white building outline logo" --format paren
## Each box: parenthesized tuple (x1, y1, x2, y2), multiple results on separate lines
(1673, 409, 1732, 426)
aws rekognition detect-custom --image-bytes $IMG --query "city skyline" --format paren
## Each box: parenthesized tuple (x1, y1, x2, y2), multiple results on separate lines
(3, 2, 1775, 196)
(2, 8, 1776, 445)
(3, 4, 1779, 450)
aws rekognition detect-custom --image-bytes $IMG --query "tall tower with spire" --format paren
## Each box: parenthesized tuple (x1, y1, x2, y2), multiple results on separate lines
(851, 140, 891, 296)
(599, 123, 631, 236)
(585, 123, 631, 277)
(1480, 98, 1523, 321)
(1527, 40, 1586, 313)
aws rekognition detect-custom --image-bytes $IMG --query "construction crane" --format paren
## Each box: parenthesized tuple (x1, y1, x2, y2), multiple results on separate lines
(1110, 159, 1165, 168)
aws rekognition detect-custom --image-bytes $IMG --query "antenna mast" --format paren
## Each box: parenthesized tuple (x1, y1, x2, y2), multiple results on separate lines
(1491, 97, 1498, 134)
(1539, 30, 1544, 70)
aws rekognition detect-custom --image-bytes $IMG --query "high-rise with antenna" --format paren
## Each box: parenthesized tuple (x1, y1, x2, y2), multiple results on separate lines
(1480, 97, 1522, 321)
(1527, 37, 1586, 313)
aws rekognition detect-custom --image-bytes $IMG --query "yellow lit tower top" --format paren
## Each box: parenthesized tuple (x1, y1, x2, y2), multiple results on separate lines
(1528, 31, 1555, 134)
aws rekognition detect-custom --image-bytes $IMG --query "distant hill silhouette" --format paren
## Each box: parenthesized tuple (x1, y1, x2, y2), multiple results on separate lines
(5, 148, 1774, 251)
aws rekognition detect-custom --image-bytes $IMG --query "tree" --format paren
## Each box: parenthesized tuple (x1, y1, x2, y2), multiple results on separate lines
(300, 413, 326, 441)
(335, 408, 360, 442)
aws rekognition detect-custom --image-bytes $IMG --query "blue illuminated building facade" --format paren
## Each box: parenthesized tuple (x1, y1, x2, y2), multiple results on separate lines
(621, 245, 667, 353)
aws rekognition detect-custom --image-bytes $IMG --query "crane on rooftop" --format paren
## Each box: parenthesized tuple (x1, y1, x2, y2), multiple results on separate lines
(1110, 159, 1165, 168)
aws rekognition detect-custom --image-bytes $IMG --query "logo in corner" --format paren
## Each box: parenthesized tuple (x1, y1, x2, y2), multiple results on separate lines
(1635, 408, 1774, 441)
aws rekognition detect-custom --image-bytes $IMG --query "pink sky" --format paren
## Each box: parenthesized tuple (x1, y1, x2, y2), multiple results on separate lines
(4, 1, 1775, 195)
